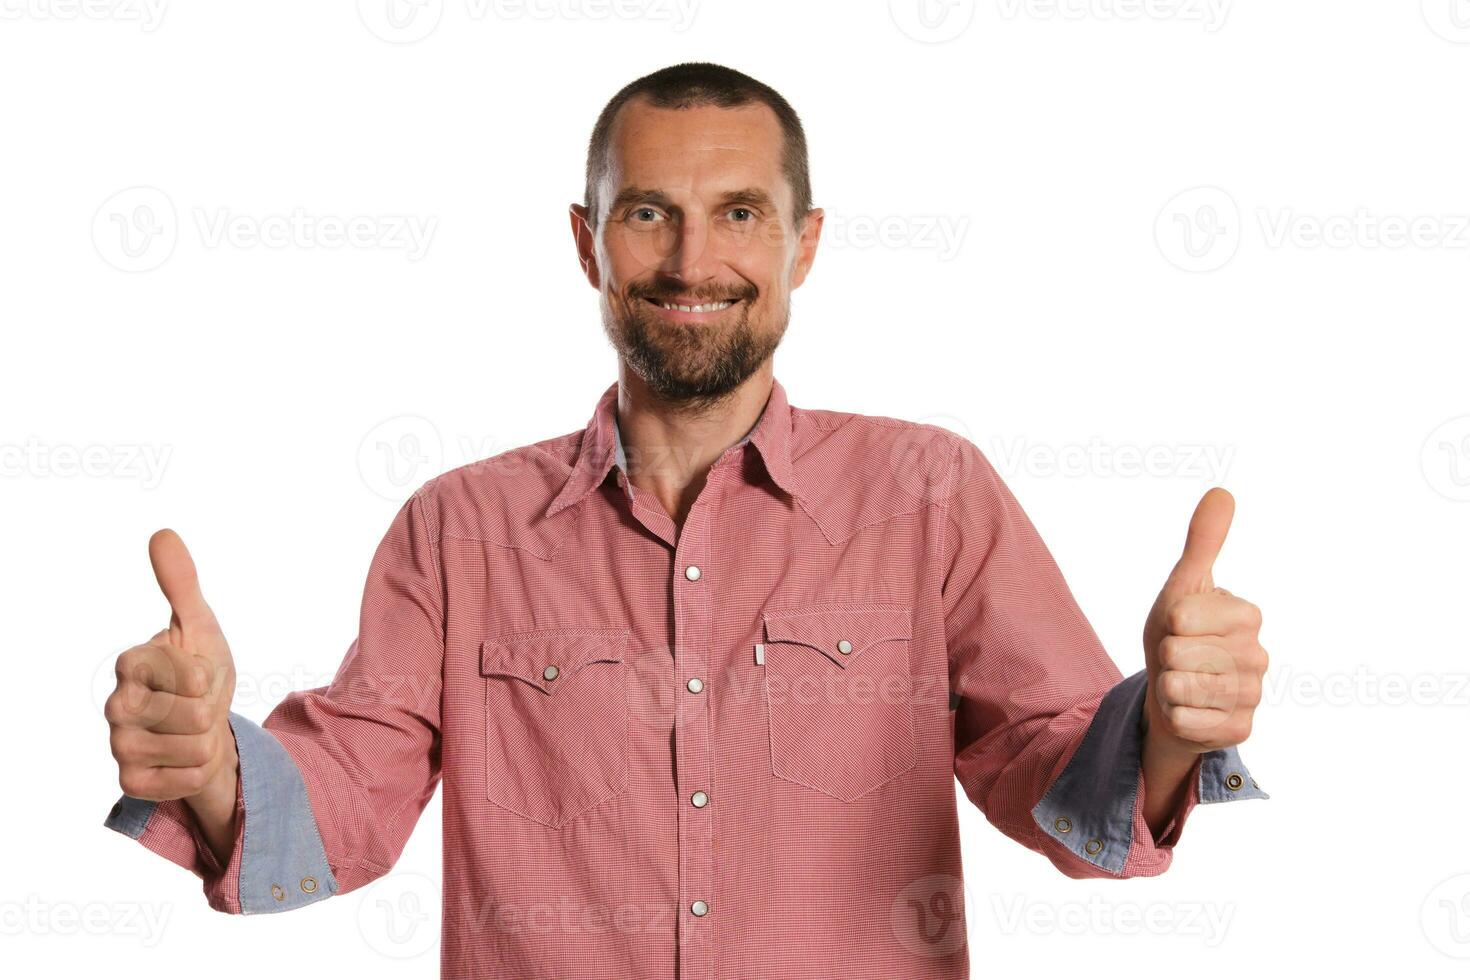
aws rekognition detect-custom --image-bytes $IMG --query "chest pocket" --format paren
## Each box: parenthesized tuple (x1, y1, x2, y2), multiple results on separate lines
(760, 604, 916, 802)
(480, 626, 631, 829)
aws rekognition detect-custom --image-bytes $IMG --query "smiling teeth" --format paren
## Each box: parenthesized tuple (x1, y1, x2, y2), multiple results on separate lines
(660, 301, 733, 313)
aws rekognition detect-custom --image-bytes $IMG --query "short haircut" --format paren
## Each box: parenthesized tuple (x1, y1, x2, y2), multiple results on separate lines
(583, 61, 812, 231)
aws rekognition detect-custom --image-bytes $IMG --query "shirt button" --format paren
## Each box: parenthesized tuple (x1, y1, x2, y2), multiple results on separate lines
(685, 564, 701, 581)
(687, 677, 704, 694)
(1225, 772, 1243, 791)
(836, 639, 853, 655)
(543, 665, 559, 681)
(691, 791, 709, 808)
(691, 900, 709, 917)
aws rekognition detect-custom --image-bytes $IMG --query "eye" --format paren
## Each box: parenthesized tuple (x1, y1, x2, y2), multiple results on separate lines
(726, 207, 755, 223)
(628, 206, 666, 224)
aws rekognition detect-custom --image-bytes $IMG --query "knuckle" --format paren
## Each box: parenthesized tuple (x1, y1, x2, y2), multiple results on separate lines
(175, 767, 209, 795)
(183, 698, 213, 734)
(118, 770, 151, 799)
(1159, 669, 1187, 703)
(1165, 602, 1193, 635)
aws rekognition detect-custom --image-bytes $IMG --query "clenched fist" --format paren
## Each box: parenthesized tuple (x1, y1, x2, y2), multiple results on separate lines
(106, 529, 238, 830)
(1142, 487, 1268, 753)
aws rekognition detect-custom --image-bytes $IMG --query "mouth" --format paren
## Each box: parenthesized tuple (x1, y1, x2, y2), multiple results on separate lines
(642, 296, 744, 322)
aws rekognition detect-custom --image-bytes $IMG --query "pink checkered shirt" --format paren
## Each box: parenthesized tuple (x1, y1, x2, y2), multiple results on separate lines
(105, 375, 1265, 978)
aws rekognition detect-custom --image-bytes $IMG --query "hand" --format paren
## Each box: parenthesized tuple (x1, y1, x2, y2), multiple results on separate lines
(106, 529, 238, 805)
(1141, 488, 1268, 755)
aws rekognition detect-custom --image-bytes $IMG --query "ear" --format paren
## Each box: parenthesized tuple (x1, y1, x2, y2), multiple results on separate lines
(569, 203, 601, 290)
(789, 207, 824, 290)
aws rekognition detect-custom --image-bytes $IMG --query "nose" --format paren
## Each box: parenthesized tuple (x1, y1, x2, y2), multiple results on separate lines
(660, 208, 712, 283)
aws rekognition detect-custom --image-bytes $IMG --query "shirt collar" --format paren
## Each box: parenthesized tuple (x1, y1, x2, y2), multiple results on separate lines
(545, 375, 802, 518)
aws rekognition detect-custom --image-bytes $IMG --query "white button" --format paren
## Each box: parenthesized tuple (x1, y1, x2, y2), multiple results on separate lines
(685, 565, 701, 581)
(543, 665, 559, 681)
(836, 639, 853, 655)
(691, 791, 709, 808)
(691, 900, 709, 917)
(687, 677, 704, 693)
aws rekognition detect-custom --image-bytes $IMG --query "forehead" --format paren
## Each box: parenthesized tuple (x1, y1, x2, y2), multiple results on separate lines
(603, 96, 788, 205)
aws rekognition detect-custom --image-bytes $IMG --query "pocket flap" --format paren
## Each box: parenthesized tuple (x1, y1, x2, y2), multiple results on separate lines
(480, 627, 630, 693)
(761, 605, 912, 668)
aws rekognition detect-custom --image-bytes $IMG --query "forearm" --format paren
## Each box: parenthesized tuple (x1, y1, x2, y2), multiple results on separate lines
(1139, 712, 1199, 841)
(182, 738, 241, 868)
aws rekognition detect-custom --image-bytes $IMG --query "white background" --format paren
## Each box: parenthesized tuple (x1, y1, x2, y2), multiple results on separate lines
(4, 0, 1468, 975)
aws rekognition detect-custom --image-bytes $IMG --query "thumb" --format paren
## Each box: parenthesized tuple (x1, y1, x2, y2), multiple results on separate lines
(148, 528, 219, 644)
(1166, 487, 1234, 595)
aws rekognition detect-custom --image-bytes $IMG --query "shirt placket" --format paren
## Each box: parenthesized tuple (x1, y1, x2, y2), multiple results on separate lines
(669, 456, 729, 980)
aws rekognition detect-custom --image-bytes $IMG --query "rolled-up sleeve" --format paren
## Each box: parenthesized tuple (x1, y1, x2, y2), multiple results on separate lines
(103, 484, 445, 911)
(940, 434, 1267, 879)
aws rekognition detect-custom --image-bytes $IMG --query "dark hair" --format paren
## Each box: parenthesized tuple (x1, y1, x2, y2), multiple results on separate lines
(583, 61, 812, 230)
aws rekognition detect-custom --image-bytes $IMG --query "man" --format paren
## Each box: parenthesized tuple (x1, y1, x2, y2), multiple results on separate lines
(104, 61, 1269, 978)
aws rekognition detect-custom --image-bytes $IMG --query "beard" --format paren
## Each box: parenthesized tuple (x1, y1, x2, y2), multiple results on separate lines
(601, 278, 787, 404)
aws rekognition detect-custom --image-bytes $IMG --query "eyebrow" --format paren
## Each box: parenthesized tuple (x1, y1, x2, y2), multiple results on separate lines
(608, 186, 777, 214)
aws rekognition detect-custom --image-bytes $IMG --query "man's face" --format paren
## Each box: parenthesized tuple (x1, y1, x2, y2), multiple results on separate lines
(571, 97, 823, 402)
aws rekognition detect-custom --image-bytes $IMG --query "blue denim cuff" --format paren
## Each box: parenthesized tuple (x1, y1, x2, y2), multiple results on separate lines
(1030, 668, 1269, 874)
(103, 711, 339, 913)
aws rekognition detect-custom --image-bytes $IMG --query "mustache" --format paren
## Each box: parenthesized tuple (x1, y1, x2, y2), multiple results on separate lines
(629, 282, 757, 303)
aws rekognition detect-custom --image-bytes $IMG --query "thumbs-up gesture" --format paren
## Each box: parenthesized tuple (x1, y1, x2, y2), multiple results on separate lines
(106, 530, 238, 805)
(1142, 488, 1268, 754)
